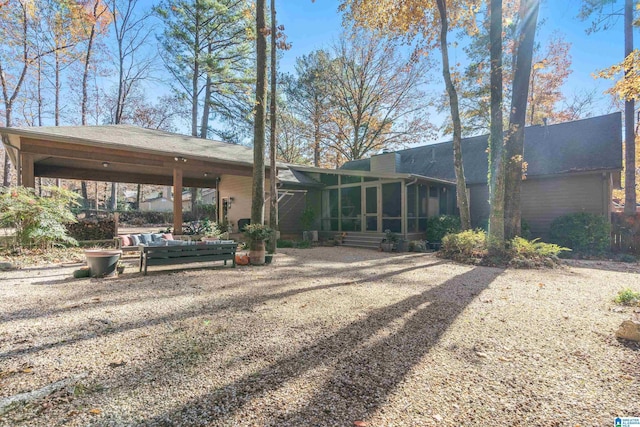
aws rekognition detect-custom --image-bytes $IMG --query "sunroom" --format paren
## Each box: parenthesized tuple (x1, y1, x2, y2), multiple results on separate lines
(284, 164, 457, 240)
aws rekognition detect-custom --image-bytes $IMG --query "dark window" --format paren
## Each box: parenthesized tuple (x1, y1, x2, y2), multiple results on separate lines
(341, 175, 361, 184)
(341, 186, 362, 217)
(382, 182, 401, 217)
(320, 174, 339, 185)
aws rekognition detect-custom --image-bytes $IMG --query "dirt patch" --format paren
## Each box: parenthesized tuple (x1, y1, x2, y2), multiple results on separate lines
(0, 247, 638, 426)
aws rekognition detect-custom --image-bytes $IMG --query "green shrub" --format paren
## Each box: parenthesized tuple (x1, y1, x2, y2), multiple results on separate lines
(408, 240, 428, 252)
(614, 288, 640, 306)
(439, 231, 567, 268)
(426, 215, 461, 243)
(0, 186, 80, 249)
(300, 204, 316, 230)
(549, 212, 610, 256)
(296, 240, 312, 249)
(277, 239, 295, 248)
(507, 237, 569, 268)
(440, 229, 487, 263)
(276, 239, 311, 249)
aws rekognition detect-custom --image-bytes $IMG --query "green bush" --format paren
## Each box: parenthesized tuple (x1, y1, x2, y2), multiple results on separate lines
(426, 215, 461, 243)
(440, 229, 487, 263)
(439, 230, 567, 268)
(507, 237, 569, 268)
(549, 212, 610, 256)
(408, 240, 428, 252)
(276, 239, 311, 249)
(277, 239, 295, 248)
(614, 288, 640, 306)
(0, 186, 80, 249)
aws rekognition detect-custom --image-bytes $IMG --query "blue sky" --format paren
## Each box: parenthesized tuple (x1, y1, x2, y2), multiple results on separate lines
(139, 0, 637, 138)
(275, 0, 635, 117)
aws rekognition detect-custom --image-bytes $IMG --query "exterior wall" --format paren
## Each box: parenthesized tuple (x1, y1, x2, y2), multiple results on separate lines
(469, 184, 490, 229)
(218, 174, 270, 233)
(370, 153, 399, 174)
(521, 173, 610, 237)
(469, 173, 611, 237)
(140, 198, 173, 212)
(278, 191, 307, 238)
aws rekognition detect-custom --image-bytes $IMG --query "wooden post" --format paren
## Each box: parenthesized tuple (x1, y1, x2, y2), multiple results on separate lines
(173, 168, 183, 235)
(20, 152, 35, 188)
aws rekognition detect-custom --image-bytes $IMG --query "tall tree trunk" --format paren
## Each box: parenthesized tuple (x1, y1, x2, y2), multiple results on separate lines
(82, 26, 96, 126)
(313, 118, 321, 167)
(136, 184, 142, 209)
(37, 55, 43, 126)
(81, 181, 89, 208)
(1, 3, 29, 186)
(81, 7, 97, 205)
(624, 0, 636, 215)
(55, 50, 61, 126)
(251, 0, 267, 226)
(110, 182, 117, 211)
(504, 0, 540, 239)
(435, 0, 470, 229)
(268, 0, 278, 254)
(3, 109, 12, 186)
(488, 0, 505, 251)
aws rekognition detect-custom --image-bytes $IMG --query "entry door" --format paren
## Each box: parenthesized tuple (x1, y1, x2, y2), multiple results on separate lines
(363, 185, 379, 232)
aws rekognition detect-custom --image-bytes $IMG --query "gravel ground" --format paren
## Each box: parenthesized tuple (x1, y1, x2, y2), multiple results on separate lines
(0, 247, 639, 426)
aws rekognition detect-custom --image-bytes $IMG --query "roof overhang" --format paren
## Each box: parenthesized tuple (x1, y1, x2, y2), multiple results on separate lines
(287, 165, 456, 186)
(0, 125, 281, 186)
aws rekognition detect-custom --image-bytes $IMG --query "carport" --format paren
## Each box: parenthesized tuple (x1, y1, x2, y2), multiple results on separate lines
(0, 124, 267, 234)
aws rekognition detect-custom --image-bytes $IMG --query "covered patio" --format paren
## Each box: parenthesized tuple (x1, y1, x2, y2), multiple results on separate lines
(0, 125, 271, 234)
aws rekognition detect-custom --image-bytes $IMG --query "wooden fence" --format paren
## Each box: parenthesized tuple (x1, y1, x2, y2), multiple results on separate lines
(611, 212, 640, 254)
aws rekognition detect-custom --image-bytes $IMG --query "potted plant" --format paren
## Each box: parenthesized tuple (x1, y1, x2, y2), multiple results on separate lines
(84, 248, 123, 277)
(243, 224, 273, 265)
(300, 204, 317, 242)
(116, 261, 125, 275)
(380, 229, 398, 252)
(201, 221, 223, 242)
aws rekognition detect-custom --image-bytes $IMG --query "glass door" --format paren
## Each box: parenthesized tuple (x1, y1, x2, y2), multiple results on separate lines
(363, 185, 379, 232)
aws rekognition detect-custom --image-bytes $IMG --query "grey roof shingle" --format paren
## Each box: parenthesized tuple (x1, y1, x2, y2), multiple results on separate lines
(1, 124, 256, 167)
(340, 113, 623, 184)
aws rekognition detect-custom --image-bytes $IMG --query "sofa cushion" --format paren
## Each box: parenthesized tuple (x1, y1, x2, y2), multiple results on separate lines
(162, 233, 174, 241)
(151, 233, 164, 242)
(165, 239, 184, 246)
(140, 233, 154, 244)
(120, 235, 132, 247)
(130, 234, 141, 245)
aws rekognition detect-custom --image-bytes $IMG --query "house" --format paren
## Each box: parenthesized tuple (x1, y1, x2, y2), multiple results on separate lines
(0, 124, 275, 234)
(279, 113, 623, 239)
(0, 113, 622, 240)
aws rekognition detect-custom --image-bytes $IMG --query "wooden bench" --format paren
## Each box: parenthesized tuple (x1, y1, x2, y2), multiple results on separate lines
(139, 243, 237, 275)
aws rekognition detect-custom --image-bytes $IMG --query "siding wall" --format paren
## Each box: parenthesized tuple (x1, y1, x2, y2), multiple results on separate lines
(278, 191, 306, 238)
(218, 175, 270, 232)
(469, 173, 611, 237)
(520, 174, 609, 237)
(370, 153, 400, 174)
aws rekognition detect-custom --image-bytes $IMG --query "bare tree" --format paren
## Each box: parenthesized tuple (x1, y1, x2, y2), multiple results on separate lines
(325, 32, 433, 163)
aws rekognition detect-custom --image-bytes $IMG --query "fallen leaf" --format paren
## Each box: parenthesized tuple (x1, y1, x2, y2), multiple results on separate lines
(89, 408, 102, 415)
(21, 368, 33, 373)
(475, 352, 489, 359)
(353, 421, 367, 427)
(108, 360, 126, 368)
(537, 283, 545, 288)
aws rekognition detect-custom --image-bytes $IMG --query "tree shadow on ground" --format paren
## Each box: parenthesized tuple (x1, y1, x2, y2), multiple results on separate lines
(562, 259, 640, 274)
(0, 257, 448, 359)
(139, 266, 504, 426)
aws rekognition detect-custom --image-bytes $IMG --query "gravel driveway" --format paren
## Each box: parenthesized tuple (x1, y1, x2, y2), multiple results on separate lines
(1, 247, 639, 426)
